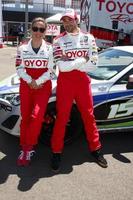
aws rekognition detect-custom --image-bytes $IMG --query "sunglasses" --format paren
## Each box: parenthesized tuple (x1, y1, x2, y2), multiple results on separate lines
(32, 26, 46, 33)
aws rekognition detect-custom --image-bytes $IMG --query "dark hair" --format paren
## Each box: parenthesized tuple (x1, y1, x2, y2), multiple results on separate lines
(31, 17, 47, 29)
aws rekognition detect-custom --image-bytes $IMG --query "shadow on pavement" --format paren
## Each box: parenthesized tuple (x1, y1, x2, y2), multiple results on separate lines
(0, 130, 133, 191)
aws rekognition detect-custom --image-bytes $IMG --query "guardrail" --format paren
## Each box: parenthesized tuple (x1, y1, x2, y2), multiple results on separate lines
(0, 35, 19, 46)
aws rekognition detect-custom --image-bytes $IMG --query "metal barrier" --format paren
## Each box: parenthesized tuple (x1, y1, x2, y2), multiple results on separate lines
(0, 35, 19, 46)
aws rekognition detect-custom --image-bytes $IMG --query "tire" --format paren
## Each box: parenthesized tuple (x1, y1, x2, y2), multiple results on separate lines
(40, 102, 83, 146)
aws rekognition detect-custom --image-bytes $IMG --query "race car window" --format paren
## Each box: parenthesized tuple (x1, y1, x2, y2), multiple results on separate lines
(88, 49, 133, 80)
(115, 68, 133, 85)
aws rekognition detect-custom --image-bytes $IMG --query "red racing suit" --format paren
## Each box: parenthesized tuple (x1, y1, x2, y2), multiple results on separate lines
(51, 30, 101, 152)
(16, 39, 53, 146)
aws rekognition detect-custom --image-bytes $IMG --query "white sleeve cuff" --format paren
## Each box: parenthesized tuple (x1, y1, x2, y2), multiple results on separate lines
(17, 68, 32, 83)
(35, 71, 51, 85)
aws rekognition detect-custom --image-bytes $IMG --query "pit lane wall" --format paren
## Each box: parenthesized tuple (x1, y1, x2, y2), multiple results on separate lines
(80, 0, 133, 48)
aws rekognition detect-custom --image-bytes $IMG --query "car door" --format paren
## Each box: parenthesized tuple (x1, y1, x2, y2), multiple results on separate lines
(104, 68, 133, 132)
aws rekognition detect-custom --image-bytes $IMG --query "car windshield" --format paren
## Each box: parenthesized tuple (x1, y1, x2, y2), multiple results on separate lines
(88, 49, 133, 80)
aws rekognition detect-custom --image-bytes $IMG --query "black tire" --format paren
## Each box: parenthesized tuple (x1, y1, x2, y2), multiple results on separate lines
(40, 102, 83, 146)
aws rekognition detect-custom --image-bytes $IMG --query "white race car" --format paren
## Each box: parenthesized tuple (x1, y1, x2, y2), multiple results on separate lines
(0, 46, 133, 144)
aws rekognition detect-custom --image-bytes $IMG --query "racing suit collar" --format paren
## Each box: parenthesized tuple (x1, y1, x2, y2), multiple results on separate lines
(28, 39, 46, 54)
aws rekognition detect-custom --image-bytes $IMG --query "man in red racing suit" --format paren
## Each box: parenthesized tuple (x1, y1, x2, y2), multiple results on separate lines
(51, 9, 108, 171)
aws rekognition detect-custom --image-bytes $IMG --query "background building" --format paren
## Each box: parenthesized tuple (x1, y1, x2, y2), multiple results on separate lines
(2, 0, 80, 21)
(2, 0, 80, 42)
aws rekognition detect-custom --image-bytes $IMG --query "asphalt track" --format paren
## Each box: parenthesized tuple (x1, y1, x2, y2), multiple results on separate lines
(0, 47, 133, 200)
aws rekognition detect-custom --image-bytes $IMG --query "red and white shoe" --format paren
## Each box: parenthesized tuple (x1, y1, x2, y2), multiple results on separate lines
(17, 146, 35, 166)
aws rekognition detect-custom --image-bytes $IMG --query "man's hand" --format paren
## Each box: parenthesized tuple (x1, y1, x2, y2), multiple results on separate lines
(60, 53, 70, 61)
(84, 55, 90, 62)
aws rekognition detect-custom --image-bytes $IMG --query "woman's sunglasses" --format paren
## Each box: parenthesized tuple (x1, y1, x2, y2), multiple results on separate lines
(32, 26, 46, 33)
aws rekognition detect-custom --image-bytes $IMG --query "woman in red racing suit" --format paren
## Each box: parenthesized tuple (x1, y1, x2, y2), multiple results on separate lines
(16, 17, 53, 166)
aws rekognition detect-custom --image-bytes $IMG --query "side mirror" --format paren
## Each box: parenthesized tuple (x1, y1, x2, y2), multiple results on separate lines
(126, 75, 133, 89)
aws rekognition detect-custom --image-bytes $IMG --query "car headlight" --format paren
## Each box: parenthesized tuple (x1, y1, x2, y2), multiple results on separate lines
(0, 93, 20, 106)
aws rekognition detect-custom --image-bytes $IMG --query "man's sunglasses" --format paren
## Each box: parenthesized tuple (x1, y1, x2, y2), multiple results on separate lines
(32, 26, 46, 33)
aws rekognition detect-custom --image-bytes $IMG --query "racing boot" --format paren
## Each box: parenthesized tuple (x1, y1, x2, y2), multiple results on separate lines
(51, 153, 61, 172)
(91, 149, 108, 168)
(17, 145, 35, 166)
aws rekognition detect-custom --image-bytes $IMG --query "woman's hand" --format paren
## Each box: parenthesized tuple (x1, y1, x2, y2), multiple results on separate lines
(28, 79, 43, 89)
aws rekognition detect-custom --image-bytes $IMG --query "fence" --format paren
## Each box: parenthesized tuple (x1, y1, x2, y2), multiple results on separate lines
(1, 35, 20, 47)
(2, 20, 31, 46)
